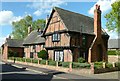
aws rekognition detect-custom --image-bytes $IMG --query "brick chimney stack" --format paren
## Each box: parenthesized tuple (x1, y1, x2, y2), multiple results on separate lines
(28, 25, 32, 34)
(94, 4, 101, 37)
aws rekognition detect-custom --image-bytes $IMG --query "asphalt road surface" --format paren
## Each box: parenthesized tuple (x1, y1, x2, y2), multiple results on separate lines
(0, 61, 119, 81)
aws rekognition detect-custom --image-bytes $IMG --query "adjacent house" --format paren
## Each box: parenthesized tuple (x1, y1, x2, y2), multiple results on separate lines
(42, 5, 109, 63)
(108, 39, 120, 50)
(1, 36, 24, 60)
(23, 26, 45, 58)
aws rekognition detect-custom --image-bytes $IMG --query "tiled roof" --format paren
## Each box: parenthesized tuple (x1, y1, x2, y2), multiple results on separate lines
(43, 7, 109, 36)
(23, 30, 45, 45)
(4, 39, 23, 47)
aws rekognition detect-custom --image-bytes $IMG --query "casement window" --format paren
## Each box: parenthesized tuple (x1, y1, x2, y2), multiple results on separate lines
(52, 33, 60, 42)
(33, 45, 36, 49)
(82, 35, 87, 46)
(54, 50, 64, 62)
(30, 52, 33, 58)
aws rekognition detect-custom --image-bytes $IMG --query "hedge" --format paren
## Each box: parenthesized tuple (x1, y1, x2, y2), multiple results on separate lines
(26, 58, 32, 63)
(94, 62, 103, 69)
(115, 62, 120, 70)
(62, 62, 70, 68)
(48, 60, 56, 66)
(106, 63, 113, 68)
(58, 61, 62, 66)
(107, 50, 119, 55)
(40, 60, 46, 65)
(72, 62, 90, 69)
(32, 59, 38, 64)
(78, 57, 86, 63)
(21, 58, 26, 62)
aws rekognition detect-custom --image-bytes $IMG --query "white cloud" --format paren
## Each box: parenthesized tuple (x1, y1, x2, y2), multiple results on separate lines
(33, 10, 42, 16)
(0, 34, 10, 46)
(88, 0, 116, 15)
(0, 10, 23, 26)
(104, 28, 118, 39)
(27, 0, 66, 16)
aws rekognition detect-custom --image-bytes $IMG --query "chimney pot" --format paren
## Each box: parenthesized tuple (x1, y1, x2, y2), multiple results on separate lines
(28, 25, 32, 34)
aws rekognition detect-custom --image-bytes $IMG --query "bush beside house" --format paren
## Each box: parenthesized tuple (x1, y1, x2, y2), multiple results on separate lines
(37, 50, 48, 59)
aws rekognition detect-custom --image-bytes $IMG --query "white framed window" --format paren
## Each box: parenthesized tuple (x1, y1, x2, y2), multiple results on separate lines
(54, 50, 64, 62)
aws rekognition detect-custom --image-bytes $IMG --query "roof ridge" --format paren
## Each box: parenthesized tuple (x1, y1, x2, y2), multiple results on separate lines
(54, 6, 93, 20)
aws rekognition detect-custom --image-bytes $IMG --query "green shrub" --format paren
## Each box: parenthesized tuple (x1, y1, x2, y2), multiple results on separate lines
(40, 60, 46, 65)
(107, 50, 117, 55)
(33, 59, 38, 64)
(94, 61, 103, 65)
(78, 57, 86, 63)
(37, 50, 48, 59)
(8, 50, 18, 57)
(72, 62, 90, 68)
(94, 62, 103, 69)
(62, 62, 69, 68)
(58, 61, 62, 66)
(26, 58, 31, 63)
(115, 62, 120, 69)
(8, 50, 14, 57)
(21, 58, 25, 62)
(48, 60, 56, 66)
(17, 58, 21, 61)
(94, 65, 103, 69)
(106, 63, 113, 68)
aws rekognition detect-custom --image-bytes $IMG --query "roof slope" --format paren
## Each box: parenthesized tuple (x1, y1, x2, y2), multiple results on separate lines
(23, 30, 45, 45)
(55, 7, 94, 34)
(108, 39, 120, 49)
(5, 39, 23, 47)
(43, 7, 108, 35)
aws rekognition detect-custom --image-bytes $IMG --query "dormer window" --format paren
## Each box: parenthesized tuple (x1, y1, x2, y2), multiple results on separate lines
(52, 33, 60, 42)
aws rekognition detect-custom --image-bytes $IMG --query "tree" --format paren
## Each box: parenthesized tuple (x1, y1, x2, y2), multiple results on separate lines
(105, 0, 120, 33)
(11, 15, 45, 39)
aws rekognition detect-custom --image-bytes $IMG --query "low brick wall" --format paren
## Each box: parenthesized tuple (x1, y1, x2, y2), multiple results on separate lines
(7, 60, 71, 73)
(108, 55, 119, 63)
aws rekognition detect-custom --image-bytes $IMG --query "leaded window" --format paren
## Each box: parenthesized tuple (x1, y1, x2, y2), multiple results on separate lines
(52, 33, 60, 42)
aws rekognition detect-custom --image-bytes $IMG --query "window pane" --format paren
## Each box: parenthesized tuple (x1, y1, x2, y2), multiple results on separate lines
(55, 51, 59, 61)
(58, 34, 60, 40)
(59, 51, 63, 62)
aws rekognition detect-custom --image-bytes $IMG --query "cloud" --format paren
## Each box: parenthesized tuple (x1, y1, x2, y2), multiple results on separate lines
(88, 0, 116, 15)
(0, 34, 10, 46)
(104, 28, 118, 39)
(27, 0, 66, 16)
(0, 10, 23, 26)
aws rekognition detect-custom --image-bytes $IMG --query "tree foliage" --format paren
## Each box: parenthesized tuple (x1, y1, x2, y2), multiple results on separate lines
(12, 15, 45, 39)
(105, 0, 120, 33)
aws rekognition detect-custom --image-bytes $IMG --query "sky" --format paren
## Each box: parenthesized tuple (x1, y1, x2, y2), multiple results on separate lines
(0, 0, 118, 46)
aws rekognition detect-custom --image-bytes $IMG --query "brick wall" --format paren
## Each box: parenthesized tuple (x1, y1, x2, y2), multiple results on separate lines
(24, 44, 45, 58)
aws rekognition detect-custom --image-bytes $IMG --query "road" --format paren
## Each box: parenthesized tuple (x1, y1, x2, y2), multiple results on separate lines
(0, 61, 119, 81)
(0, 62, 54, 80)
(0, 61, 92, 80)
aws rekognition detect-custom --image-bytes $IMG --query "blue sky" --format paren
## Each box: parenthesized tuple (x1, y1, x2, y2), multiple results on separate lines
(0, 0, 117, 46)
